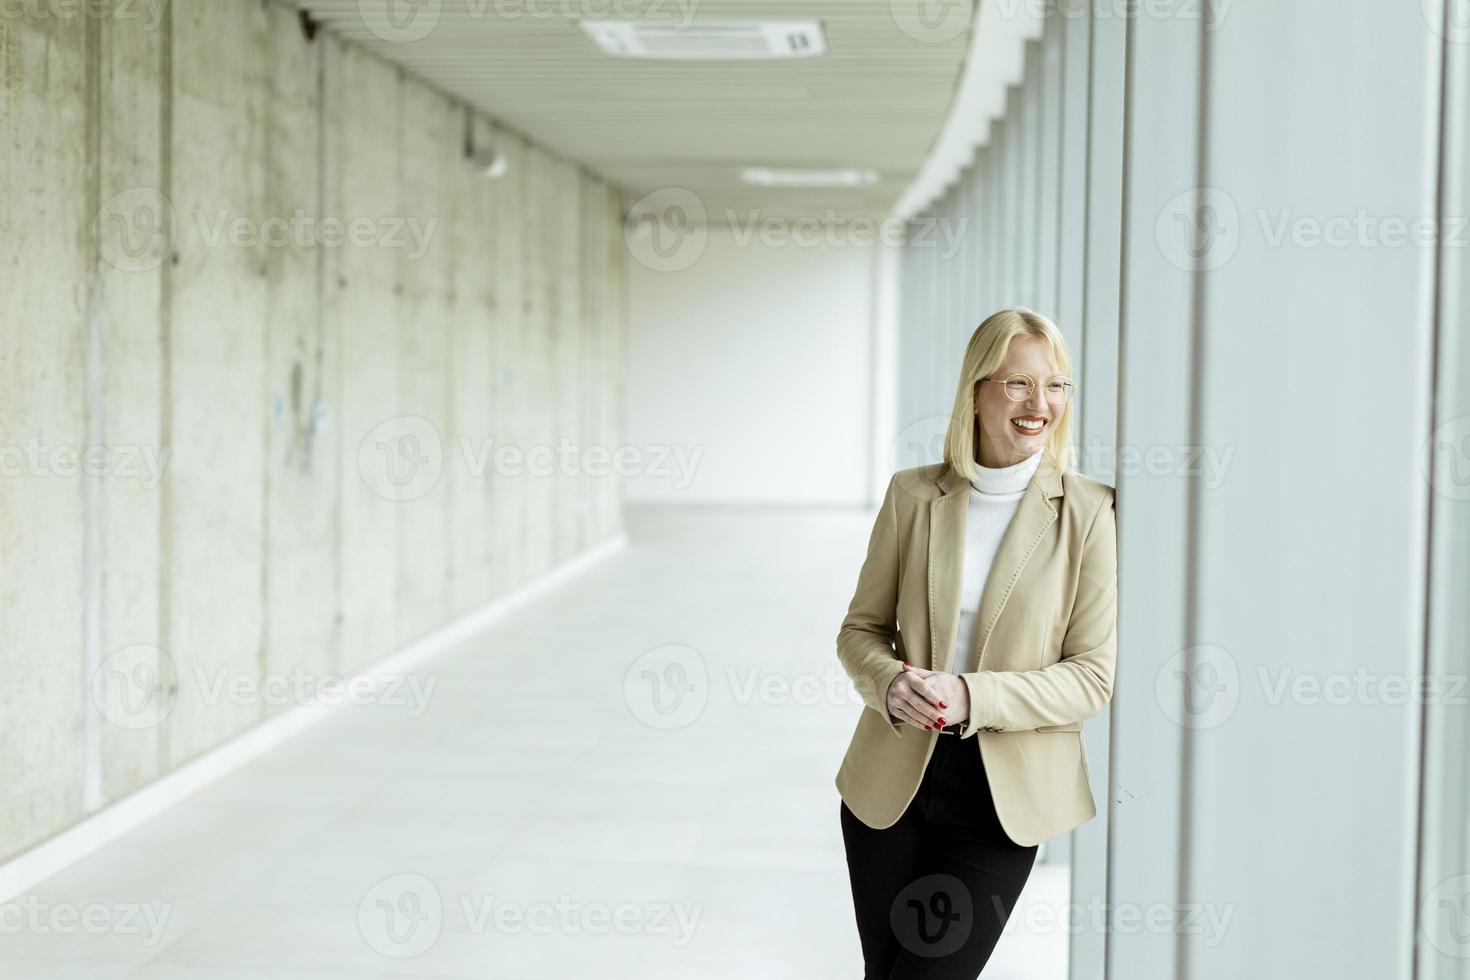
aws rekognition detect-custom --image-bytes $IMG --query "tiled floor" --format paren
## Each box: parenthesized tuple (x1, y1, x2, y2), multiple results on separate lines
(0, 506, 1067, 978)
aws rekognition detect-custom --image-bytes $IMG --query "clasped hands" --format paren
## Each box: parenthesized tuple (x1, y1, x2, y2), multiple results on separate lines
(886, 661, 971, 732)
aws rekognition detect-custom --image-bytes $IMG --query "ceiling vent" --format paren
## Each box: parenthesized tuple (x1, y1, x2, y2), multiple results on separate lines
(578, 20, 827, 60)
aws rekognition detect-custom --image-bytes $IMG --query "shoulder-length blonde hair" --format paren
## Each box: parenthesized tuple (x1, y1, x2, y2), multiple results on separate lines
(942, 307, 1077, 485)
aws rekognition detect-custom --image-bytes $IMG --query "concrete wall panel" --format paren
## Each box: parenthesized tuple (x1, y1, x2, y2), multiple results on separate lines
(328, 40, 401, 675)
(164, 0, 270, 765)
(95, 2, 166, 804)
(261, 2, 336, 713)
(395, 79, 455, 645)
(0, 8, 89, 857)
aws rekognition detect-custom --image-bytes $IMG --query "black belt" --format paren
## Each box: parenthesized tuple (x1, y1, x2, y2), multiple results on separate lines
(935, 722, 966, 735)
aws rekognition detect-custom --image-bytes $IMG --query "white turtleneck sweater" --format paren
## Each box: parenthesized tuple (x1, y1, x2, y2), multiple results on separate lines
(952, 448, 1045, 676)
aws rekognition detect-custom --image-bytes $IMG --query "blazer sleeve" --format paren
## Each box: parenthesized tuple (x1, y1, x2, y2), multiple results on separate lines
(958, 486, 1118, 735)
(836, 473, 908, 737)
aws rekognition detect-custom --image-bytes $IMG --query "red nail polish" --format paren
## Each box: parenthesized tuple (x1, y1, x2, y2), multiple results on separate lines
(937, 717, 946, 725)
(939, 701, 948, 708)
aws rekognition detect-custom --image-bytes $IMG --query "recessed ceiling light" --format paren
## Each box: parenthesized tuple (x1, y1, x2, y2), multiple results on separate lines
(578, 20, 826, 60)
(741, 168, 880, 188)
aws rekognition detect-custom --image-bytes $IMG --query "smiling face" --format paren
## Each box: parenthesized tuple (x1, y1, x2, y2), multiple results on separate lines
(973, 334, 1064, 468)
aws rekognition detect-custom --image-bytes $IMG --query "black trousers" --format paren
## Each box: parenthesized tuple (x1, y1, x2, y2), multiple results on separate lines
(839, 731, 1039, 979)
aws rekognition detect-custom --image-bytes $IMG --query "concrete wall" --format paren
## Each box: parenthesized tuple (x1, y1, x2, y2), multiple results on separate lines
(895, 3, 1450, 979)
(0, 0, 626, 865)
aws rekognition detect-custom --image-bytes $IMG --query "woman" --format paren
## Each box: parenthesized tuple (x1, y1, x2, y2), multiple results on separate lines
(834, 307, 1118, 979)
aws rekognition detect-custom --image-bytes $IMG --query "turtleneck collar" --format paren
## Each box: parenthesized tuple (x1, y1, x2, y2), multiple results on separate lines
(970, 448, 1045, 495)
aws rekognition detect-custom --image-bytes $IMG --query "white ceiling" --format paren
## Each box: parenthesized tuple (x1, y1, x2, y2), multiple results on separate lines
(290, 1, 974, 223)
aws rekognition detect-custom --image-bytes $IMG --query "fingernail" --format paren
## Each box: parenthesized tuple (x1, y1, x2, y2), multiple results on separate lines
(939, 701, 948, 708)
(937, 717, 946, 725)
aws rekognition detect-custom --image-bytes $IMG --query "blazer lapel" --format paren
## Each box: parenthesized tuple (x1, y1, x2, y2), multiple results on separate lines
(928, 452, 1065, 674)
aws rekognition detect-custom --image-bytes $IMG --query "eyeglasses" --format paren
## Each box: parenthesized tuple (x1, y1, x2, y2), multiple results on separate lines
(979, 373, 1077, 403)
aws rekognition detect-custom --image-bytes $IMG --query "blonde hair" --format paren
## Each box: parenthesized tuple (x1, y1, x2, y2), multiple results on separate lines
(942, 307, 1077, 484)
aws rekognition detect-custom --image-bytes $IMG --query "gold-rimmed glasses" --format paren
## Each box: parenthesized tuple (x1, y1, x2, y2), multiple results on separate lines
(978, 373, 1077, 403)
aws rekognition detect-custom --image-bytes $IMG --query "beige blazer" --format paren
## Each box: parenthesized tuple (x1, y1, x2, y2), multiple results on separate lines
(833, 451, 1117, 846)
